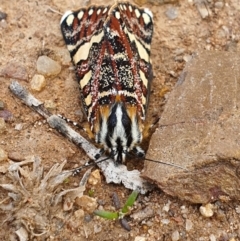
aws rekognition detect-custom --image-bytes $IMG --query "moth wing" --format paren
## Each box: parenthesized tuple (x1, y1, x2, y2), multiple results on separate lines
(60, 6, 115, 128)
(104, 2, 154, 120)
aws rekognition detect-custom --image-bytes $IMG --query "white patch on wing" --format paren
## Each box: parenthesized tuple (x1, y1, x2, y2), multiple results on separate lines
(144, 8, 153, 18)
(115, 11, 121, 19)
(73, 31, 104, 63)
(80, 70, 92, 89)
(139, 70, 148, 88)
(60, 10, 73, 24)
(85, 94, 92, 106)
(125, 27, 150, 62)
(142, 12, 151, 25)
(134, 9, 140, 18)
(78, 11, 84, 20)
(88, 8, 94, 16)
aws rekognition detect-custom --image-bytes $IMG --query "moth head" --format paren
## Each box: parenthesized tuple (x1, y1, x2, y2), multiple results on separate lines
(96, 102, 144, 163)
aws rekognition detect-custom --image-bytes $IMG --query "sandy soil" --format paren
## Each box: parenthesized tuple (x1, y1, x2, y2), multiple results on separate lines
(0, 0, 240, 240)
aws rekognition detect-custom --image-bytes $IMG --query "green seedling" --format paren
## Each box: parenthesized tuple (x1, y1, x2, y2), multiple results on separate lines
(94, 190, 139, 229)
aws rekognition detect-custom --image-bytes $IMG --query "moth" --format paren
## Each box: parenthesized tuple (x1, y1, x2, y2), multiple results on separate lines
(60, 2, 153, 163)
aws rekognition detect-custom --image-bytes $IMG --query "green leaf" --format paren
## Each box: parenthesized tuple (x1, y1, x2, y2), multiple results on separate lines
(94, 210, 119, 220)
(121, 190, 139, 214)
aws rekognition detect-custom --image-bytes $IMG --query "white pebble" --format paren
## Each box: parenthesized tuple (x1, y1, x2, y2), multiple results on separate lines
(15, 123, 23, 130)
(37, 55, 61, 76)
(185, 219, 193, 231)
(30, 74, 46, 91)
(209, 234, 216, 241)
(0, 148, 7, 162)
(161, 219, 170, 225)
(199, 203, 214, 217)
(163, 200, 171, 212)
(171, 230, 179, 241)
(134, 237, 146, 241)
(165, 7, 178, 20)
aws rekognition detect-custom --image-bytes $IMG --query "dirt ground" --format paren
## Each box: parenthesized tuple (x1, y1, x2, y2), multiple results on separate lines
(1, 0, 240, 240)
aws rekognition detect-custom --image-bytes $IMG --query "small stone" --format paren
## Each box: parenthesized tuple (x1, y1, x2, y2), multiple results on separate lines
(0, 101, 5, 110)
(63, 197, 74, 211)
(171, 230, 180, 241)
(19, 32, 25, 39)
(74, 209, 85, 219)
(134, 237, 146, 241)
(161, 219, 170, 225)
(8, 152, 25, 162)
(183, 54, 192, 62)
(44, 100, 56, 110)
(199, 203, 214, 217)
(88, 169, 101, 185)
(0, 19, 7, 28)
(93, 224, 102, 234)
(30, 74, 46, 92)
(185, 219, 193, 231)
(0, 118, 6, 134)
(0, 62, 28, 80)
(165, 7, 178, 20)
(0, 148, 8, 162)
(214, 1, 224, 9)
(0, 110, 13, 122)
(15, 123, 23, 131)
(209, 234, 216, 241)
(131, 206, 154, 222)
(163, 200, 171, 212)
(75, 195, 97, 213)
(36, 55, 61, 76)
(196, 2, 211, 19)
(0, 11, 7, 21)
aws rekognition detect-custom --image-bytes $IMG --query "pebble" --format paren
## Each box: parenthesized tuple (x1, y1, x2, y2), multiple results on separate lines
(0, 19, 7, 28)
(134, 237, 146, 241)
(163, 200, 171, 212)
(36, 55, 61, 76)
(0, 118, 6, 134)
(0, 101, 4, 110)
(161, 219, 170, 225)
(15, 123, 23, 131)
(131, 206, 154, 221)
(75, 195, 97, 213)
(44, 100, 56, 110)
(93, 224, 102, 233)
(30, 74, 46, 92)
(171, 230, 180, 241)
(74, 209, 85, 219)
(0, 148, 8, 162)
(215, 1, 224, 9)
(0, 110, 13, 122)
(19, 32, 25, 39)
(0, 11, 7, 21)
(0, 62, 28, 80)
(165, 7, 178, 20)
(199, 203, 214, 217)
(209, 234, 216, 241)
(88, 169, 101, 185)
(8, 152, 25, 162)
(183, 54, 192, 62)
(196, 2, 211, 19)
(63, 197, 74, 211)
(185, 219, 193, 231)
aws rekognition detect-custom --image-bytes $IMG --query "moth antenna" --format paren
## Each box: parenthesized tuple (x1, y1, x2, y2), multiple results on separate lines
(144, 158, 188, 171)
(72, 155, 112, 175)
(128, 149, 188, 171)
